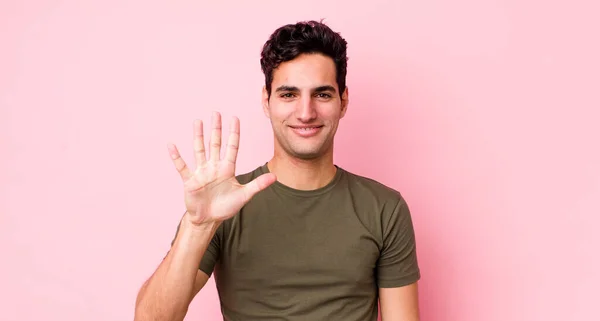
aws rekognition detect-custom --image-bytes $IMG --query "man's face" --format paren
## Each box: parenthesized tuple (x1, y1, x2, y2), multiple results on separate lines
(262, 53, 348, 160)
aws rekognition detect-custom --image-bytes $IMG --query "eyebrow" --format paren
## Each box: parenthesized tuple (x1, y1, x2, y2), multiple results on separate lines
(275, 85, 300, 93)
(275, 85, 337, 93)
(314, 85, 337, 93)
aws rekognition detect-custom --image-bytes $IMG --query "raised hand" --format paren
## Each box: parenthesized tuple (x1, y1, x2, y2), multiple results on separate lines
(168, 112, 276, 226)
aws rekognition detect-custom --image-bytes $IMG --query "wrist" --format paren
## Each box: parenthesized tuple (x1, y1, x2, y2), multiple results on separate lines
(171, 214, 220, 252)
(181, 211, 221, 234)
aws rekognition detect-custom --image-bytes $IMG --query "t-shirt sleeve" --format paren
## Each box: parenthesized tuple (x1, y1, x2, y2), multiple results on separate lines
(170, 219, 222, 277)
(198, 225, 221, 276)
(376, 197, 421, 288)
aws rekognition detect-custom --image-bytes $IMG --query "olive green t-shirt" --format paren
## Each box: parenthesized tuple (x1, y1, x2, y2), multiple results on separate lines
(185, 163, 420, 320)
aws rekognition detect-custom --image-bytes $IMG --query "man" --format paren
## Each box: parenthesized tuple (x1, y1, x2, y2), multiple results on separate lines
(134, 20, 421, 321)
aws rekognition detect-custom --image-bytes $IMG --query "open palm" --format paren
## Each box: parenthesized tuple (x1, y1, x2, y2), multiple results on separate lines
(168, 112, 276, 225)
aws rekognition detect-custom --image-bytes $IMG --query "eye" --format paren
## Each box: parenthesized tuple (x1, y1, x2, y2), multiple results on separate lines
(316, 93, 332, 99)
(280, 93, 295, 99)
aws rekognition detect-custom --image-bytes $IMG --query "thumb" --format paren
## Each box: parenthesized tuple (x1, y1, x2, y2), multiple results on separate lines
(239, 173, 277, 202)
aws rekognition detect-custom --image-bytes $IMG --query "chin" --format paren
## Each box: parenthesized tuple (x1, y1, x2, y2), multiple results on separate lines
(274, 136, 330, 160)
(287, 146, 327, 160)
(292, 152, 322, 160)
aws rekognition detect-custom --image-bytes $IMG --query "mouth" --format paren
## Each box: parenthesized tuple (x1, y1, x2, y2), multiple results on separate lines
(288, 125, 324, 137)
(289, 125, 324, 130)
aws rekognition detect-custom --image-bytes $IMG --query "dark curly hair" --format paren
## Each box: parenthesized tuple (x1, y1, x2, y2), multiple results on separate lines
(260, 20, 348, 98)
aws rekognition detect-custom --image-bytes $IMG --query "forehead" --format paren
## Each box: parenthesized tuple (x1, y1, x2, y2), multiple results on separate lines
(272, 53, 337, 90)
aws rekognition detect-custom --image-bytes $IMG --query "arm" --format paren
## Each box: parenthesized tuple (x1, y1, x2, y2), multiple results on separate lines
(377, 197, 421, 321)
(134, 215, 218, 321)
(133, 113, 275, 321)
(379, 282, 420, 321)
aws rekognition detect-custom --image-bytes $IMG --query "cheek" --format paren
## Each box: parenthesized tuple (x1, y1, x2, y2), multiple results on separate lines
(320, 106, 343, 121)
(269, 105, 295, 122)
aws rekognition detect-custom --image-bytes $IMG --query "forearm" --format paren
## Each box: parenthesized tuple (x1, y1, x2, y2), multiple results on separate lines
(134, 215, 220, 321)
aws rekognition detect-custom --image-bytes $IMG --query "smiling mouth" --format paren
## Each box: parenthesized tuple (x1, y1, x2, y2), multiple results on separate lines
(289, 126, 324, 130)
(288, 125, 324, 137)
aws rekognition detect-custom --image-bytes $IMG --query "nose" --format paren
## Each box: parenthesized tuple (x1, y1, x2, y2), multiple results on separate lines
(296, 96, 317, 123)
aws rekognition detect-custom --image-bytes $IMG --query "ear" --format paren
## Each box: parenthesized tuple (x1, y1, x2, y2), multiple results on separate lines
(262, 86, 270, 118)
(340, 86, 349, 118)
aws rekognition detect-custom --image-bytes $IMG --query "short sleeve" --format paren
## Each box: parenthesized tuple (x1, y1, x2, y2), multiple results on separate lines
(170, 219, 222, 277)
(376, 197, 421, 288)
(198, 225, 221, 276)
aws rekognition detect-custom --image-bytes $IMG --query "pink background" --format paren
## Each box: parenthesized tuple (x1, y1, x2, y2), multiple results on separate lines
(1, 1, 599, 320)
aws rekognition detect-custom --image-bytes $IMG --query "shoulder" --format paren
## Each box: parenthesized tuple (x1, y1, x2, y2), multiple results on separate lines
(341, 168, 407, 207)
(234, 164, 267, 185)
(339, 168, 414, 243)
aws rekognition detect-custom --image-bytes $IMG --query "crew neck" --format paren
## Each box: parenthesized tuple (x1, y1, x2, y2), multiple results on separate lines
(259, 162, 344, 197)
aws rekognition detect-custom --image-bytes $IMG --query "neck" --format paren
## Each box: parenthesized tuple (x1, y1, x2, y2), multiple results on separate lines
(267, 152, 337, 191)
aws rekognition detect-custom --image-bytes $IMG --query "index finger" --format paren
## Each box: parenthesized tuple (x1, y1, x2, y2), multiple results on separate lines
(224, 116, 240, 165)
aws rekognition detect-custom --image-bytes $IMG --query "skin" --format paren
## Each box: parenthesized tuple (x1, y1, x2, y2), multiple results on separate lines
(134, 52, 419, 321)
